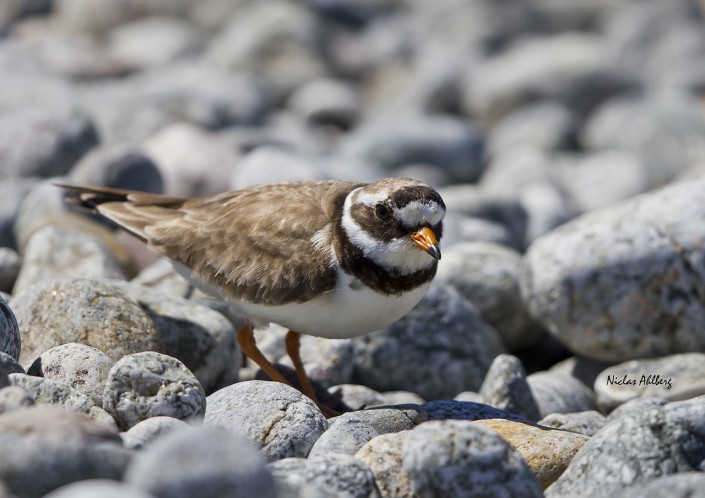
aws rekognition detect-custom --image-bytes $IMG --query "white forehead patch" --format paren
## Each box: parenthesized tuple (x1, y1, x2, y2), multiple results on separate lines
(396, 200, 445, 228)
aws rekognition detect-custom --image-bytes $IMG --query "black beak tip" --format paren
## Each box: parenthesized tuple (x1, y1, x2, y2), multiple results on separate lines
(427, 245, 441, 260)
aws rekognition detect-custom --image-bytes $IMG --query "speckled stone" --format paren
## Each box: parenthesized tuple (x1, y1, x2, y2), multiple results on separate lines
(103, 351, 206, 431)
(27, 343, 114, 406)
(480, 354, 540, 421)
(126, 426, 277, 498)
(0, 386, 34, 413)
(620, 472, 705, 498)
(204, 380, 327, 462)
(402, 420, 543, 497)
(422, 400, 531, 423)
(539, 410, 607, 437)
(11, 278, 162, 369)
(355, 432, 412, 498)
(269, 453, 381, 498)
(473, 418, 589, 489)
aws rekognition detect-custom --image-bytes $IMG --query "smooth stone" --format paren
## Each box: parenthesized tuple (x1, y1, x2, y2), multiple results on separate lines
(103, 351, 206, 431)
(8, 373, 113, 424)
(287, 78, 360, 129)
(43, 479, 157, 498)
(453, 391, 484, 403)
(230, 146, 325, 190)
(11, 278, 162, 369)
(607, 396, 668, 422)
(0, 298, 19, 361)
(12, 224, 128, 294)
(594, 353, 705, 412)
(67, 142, 163, 193)
(521, 178, 705, 362)
(402, 420, 543, 497)
(527, 371, 598, 418)
(480, 354, 540, 421)
(0, 248, 20, 293)
(0, 106, 98, 179)
(280, 336, 355, 389)
(27, 343, 114, 406)
(382, 391, 426, 405)
(327, 384, 387, 411)
(0, 176, 40, 249)
(120, 416, 190, 450)
(355, 432, 412, 498)
(54, 0, 188, 32)
(110, 281, 239, 393)
(308, 407, 421, 458)
(0, 386, 34, 413)
(436, 242, 535, 350)
(204, 380, 327, 461)
(0, 406, 129, 498)
(549, 356, 612, 393)
(126, 426, 277, 498)
(353, 283, 506, 400)
(620, 472, 705, 498)
(538, 410, 607, 437)
(473, 418, 589, 489)
(546, 396, 705, 497)
(269, 454, 380, 498)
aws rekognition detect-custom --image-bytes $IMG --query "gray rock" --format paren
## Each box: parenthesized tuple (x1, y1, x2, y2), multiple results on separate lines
(0, 298, 19, 361)
(353, 283, 506, 400)
(327, 384, 387, 411)
(12, 225, 128, 294)
(0, 106, 98, 179)
(10, 278, 162, 369)
(308, 407, 420, 458)
(402, 420, 543, 497)
(103, 351, 206, 431)
(595, 353, 705, 412)
(538, 410, 607, 437)
(0, 386, 34, 414)
(230, 146, 325, 190)
(120, 416, 190, 450)
(0, 249, 20, 293)
(279, 336, 355, 389)
(111, 281, 239, 393)
(43, 479, 156, 498)
(549, 355, 612, 393)
(607, 396, 669, 422)
(382, 391, 425, 405)
(12, 177, 72, 251)
(125, 426, 277, 498)
(355, 432, 411, 498)
(480, 354, 540, 421)
(546, 396, 705, 497)
(583, 91, 705, 187)
(68, 142, 164, 193)
(620, 472, 705, 498)
(521, 178, 705, 362)
(287, 78, 360, 129)
(527, 371, 597, 418)
(453, 391, 484, 403)
(341, 115, 485, 182)
(0, 176, 40, 249)
(0, 405, 129, 498)
(421, 400, 531, 423)
(204, 380, 328, 461)
(269, 454, 381, 498)
(26, 343, 114, 406)
(436, 242, 535, 350)
(8, 373, 113, 424)
(54, 0, 189, 33)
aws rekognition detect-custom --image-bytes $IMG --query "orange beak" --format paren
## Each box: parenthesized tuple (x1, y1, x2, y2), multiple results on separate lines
(410, 227, 441, 260)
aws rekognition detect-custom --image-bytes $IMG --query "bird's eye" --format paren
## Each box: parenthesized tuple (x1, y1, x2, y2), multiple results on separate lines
(375, 203, 391, 220)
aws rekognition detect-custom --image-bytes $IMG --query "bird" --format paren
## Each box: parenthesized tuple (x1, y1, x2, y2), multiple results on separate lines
(59, 178, 445, 415)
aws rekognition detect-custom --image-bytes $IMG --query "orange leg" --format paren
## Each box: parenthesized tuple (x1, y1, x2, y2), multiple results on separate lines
(237, 322, 292, 386)
(285, 330, 318, 403)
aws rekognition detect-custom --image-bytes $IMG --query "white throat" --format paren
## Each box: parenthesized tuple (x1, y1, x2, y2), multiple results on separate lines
(340, 188, 437, 275)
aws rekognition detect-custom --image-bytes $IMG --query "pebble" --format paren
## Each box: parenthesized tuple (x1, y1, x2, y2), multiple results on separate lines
(0, 176, 40, 249)
(27, 343, 114, 406)
(620, 472, 705, 498)
(280, 336, 355, 389)
(103, 351, 206, 431)
(0, 298, 19, 361)
(10, 278, 162, 368)
(270, 454, 380, 498)
(546, 396, 705, 497)
(125, 426, 277, 498)
(287, 78, 360, 129)
(402, 420, 544, 497)
(521, 178, 705, 363)
(355, 432, 411, 498)
(120, 416, 190, 450)
(527, 371, 598, 418)
(0, 248, 20, 293)
(43, 479, 157, 498)
(538, 410, 607, 437)
(352, 283, 506, 400)
(479, 354, 540, 421)
(595, 353, 705, 412)
(473, 418, 589, 489)
(327, 384, 387, 411)
(436, 242, 535, 350)
(0, 386, 34, 413)
(204, 380, 328, 461)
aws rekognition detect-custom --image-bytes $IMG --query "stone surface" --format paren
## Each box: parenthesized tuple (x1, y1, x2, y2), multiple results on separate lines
(0, 176, 40, 249)
(11, 278, 162, 369)
(422, 400, 531, 423)
(594, 353, 705, 412)
(480, 354, 540, 421)
(521, 178, 705, 363)
(27, 343, 114, 406)
(0, 298, 19, 361)
(353, 283, 506, 400)
(269, 454, 381, 498)
(620, 472, 705, 498)
(287, 78, 360, 129)
(0, 386, 34, 414)
(538, 410, 607, 437)
(402, 420, 543, 497)
(204, 380, 327, 461)
(43, 479, 157, 498)
(327, 384, 387, 411)
(0, 248, 20, 293)
(103, 351, 206, 431)
(546, 396, 705, 497)
(473, 418, 589, 489)
(126, 426, 277, 498)
(280, 336, 355, 389)
(355, 432, 412, 498)
(527, 371, 598, 418)
(120, 416, 190, 450)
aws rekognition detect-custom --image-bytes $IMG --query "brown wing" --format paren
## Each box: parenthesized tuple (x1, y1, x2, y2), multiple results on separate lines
(58, 181, 362, 305)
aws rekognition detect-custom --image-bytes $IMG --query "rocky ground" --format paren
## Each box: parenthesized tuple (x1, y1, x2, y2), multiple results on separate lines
(2, 0, 705, 497)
